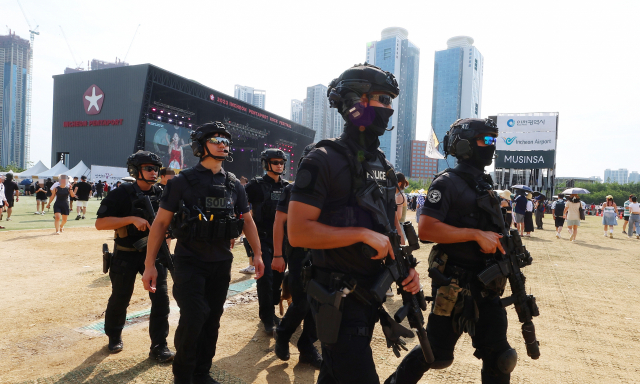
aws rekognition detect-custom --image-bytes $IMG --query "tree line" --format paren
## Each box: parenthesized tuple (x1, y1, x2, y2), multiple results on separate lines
(574, 181, 640, 206)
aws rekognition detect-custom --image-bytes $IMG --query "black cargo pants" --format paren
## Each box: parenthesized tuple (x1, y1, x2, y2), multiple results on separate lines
(104, 250, 170, 347)
(256, 237, 285, 327)
(172, 256, 233, 383)
(385, 285, 511, 384)
(310, 291, 380, 384)
(275, 247, 317, 351)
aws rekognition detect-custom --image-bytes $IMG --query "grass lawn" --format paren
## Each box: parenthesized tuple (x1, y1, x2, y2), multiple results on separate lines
(1, 195, 101, 231)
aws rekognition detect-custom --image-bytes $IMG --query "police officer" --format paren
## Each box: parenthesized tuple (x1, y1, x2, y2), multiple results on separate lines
(273, 145, 322, 368)
(287, 63, 421, 384)
(384, 118, 515, 384)
(141, 122, 264, 384)
(95, 150, 174, 362)
(244, 148, 289, 334)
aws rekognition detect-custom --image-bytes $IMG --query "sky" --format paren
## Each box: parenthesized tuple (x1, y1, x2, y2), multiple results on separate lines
(2, 0, 639, 178)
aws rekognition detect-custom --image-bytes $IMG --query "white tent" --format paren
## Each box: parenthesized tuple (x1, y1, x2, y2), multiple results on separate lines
(66, 161, 91, 179)
(33, 161, 70, 180)
(15, 160, 49, 179)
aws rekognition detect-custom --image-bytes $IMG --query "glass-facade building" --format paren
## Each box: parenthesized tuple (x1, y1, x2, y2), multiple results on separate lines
(366, 27, 420, 174)
(0, 33, 32, 168)
(431, 36, 483, 171)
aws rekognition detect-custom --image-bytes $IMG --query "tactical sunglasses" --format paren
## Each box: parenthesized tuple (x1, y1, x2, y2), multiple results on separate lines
(481, 136, 497, 146)
(369, 93, 393, 106)
(141, 165, 160, 172)
(206, 136, 231, 146)
(269, 160, 286, 166)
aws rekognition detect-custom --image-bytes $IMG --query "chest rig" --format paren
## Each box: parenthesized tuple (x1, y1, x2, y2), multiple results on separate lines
(170, 168, 244, 242)
(250, 176, 289, 234)
(114, 183, 162, 241)
(315, 138, 397, 232)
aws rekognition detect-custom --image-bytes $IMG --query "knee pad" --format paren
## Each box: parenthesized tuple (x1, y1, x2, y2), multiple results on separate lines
(496, 348, 518, 374)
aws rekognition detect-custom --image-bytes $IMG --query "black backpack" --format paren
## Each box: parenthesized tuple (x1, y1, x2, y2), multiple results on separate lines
(554, 200, 565, 216)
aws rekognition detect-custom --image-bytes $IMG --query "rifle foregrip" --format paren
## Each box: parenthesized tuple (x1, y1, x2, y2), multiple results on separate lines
(362, 243, 377, 258)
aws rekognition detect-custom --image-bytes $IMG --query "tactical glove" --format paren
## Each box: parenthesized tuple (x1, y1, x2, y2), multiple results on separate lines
(379, 308, 415, 357)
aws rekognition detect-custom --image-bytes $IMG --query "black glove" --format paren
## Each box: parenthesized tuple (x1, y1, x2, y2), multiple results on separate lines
(379, 308, 415, 357)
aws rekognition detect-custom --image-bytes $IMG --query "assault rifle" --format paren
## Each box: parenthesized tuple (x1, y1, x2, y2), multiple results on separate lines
(133, 195, 175, 271)
(477, 228, 540, 359)
(362, 222, 434, 364)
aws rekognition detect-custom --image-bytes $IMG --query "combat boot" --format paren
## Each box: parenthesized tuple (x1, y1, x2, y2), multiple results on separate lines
(299, 345, 322, 369)
(274, 331, 290, 361)
(149, 344, 175, 363)
(108, 338, 123, 353)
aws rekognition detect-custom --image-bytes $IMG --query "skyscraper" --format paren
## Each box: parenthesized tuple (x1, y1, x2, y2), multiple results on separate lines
(303, 84, 329, 141)
(365, 27, 420, 174)
(234, 85, 266, 109)
(0, 32, 32, 168)
(290, 99, 304, 125)
(431, 36, 484, 171)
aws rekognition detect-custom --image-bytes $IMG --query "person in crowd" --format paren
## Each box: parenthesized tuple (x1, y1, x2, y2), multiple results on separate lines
(396, 173, 409, 224)
(513, 189, 527, 236)
(590, 203, 596, 216)
(498, 190, 513, 227)
(142, 123, 264, 383)
(73, 176, 92, 220)
(601, 195, 618, 238)
(3, 173, 19, 221)
(623, 195, 634, 234)
(534, 196, 545, 230)
(524, 193, 534, 236)
(416, 192, 425, 224)
(46, 174, 75, 234)
(104, 182, 109, 197)
(96, 180, 104, 200)
(563, 194, 582, 242)
(69, 176, 79, 211)
(551, 194, 566, 238)
(245, 148, 289, 335)
(0, 175, 7, 228)
(627, 196, 640, 239)
(158, 168, 175, 192)
(35, 181, 48, 215)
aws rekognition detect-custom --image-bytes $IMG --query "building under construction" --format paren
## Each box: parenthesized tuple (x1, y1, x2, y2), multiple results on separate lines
(0, 31, 32, 168)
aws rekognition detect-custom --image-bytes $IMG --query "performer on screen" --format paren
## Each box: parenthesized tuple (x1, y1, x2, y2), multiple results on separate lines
(168, 133, 184, 169)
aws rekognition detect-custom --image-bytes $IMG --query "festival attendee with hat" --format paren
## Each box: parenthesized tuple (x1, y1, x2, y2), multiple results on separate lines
(498, 190, 513, 227)
(627, 196, 640, 239)
(601, 195, 618, 238)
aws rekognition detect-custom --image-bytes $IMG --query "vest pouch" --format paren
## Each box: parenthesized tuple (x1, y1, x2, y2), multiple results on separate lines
(212, 218, 226, 239)
(356, 180, 392, 231)
(226, 217, 244, 239)
(433, 281, 462, 317)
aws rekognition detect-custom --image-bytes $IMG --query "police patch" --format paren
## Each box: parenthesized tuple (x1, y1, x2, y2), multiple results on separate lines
(427, 190, 442, 203)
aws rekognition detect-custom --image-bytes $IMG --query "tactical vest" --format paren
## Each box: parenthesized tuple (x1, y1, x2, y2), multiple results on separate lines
(170, 168, 244, 242)
(249, 176, 289, 235)
(434, 167, 505, 234)
(313, 138, 398, 240)
(114, 183, 163, 241)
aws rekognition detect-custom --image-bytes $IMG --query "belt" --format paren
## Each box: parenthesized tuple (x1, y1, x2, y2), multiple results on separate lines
(115, 244, 142, 252)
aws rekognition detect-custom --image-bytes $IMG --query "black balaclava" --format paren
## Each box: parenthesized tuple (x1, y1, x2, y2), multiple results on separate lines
(344, 105, 394, 151)
(459, 137, 496, 170)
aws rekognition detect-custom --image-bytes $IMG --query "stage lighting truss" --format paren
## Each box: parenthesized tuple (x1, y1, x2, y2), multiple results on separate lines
(224, 119, 269, 142)
(275, 139, 296, 148)
(149, 102, 195, 126)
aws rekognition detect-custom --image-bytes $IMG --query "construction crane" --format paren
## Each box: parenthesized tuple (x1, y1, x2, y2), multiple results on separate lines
(123, 24, 141, 63)
(16, 0, 38, 165)
(59, 25, 81, 69)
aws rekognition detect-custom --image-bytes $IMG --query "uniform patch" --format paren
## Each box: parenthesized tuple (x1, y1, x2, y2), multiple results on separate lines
(271, 191, 282, 200)
(427, 190, 442, 203)
(294, 161, 319, 193)
(206, 197, 228, 209)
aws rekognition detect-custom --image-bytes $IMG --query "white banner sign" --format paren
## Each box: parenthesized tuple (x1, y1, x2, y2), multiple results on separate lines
(90, 165, 129, 184)
(497, 115, 557, 133)
(425, 129, 445, 159)
(497, 131, 557, 151)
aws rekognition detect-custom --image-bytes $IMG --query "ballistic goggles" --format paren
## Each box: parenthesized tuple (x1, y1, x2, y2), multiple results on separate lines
(480, 136, 497, 146)
(141, 165, 160, 172)
(206, 136, 232, 146)
(269, 160, 286, 166)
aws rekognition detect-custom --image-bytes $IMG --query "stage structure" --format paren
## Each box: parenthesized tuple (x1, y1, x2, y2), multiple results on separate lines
(490, 112, 559, 197)
(51, 64, 315, 180)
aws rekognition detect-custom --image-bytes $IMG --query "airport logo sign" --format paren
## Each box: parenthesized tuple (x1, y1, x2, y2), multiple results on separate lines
(503, 136, 517, 145)
(507, 119, 515, 127)
(83, 85, 104, 115)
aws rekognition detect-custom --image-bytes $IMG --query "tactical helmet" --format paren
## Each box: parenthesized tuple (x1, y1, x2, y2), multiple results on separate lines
(443, 118, 498, 160)
(126, 150, 162, 182)
(190, 121, 233, 160)
(261, 148, 287, 174)
(327, 63, 399, 119)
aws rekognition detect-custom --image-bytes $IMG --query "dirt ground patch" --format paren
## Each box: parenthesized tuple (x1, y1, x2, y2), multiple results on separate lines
(1, 212, 640, 383)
